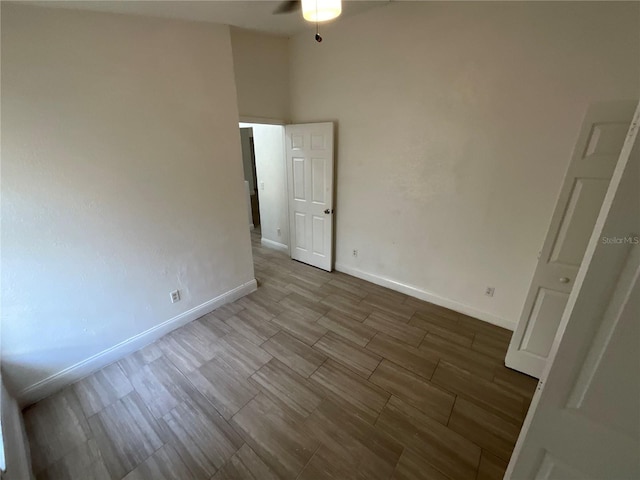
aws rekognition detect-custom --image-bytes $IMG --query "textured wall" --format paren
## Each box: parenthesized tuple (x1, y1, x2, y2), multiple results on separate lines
(252, 124, 289, 248)
(230, 27, 290, 122)
(1, 4, 254, 396)
(289, 1, 640, 328)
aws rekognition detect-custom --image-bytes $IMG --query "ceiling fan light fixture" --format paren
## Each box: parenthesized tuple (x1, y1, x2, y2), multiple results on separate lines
(302, 0, 342, 22)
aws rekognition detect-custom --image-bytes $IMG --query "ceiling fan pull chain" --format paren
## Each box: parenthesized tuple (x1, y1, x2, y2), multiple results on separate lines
(315, 0, 322, 42)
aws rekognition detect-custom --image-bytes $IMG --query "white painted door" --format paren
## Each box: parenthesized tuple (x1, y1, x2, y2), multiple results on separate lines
(505, 101, 636, 378)
(285, 122, 334, 271)
(506, 103, 639, 480)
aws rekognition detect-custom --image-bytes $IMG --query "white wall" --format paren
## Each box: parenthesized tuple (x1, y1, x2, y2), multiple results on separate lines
(240, 128, 255, 192)
(289, 1, 640, 328)
(1, 4, 255, 403)
(250, 124, 289, 249)
(230, 27, 290, 122)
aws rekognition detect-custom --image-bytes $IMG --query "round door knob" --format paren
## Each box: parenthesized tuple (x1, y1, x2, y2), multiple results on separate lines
(559, 277, 571, 283)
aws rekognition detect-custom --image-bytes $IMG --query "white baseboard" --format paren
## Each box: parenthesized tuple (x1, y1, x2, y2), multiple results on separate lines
(17, 279, 257, 407)
(261, 237, 289, 253)
(335, 263, 516, 331)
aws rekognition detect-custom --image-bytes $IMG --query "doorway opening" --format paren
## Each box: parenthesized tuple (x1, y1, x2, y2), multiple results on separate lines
(238, 122, 289, 253)
(238, 121, 336, 271)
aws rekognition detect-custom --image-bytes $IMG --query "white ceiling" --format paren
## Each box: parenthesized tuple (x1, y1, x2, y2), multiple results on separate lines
(26, 0, 390, 36)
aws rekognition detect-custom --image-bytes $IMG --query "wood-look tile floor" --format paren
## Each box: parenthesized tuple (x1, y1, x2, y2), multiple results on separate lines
(24, 230, 537, 480)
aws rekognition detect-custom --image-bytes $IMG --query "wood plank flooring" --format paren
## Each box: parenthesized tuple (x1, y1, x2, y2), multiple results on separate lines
(23, 230, 537, 480)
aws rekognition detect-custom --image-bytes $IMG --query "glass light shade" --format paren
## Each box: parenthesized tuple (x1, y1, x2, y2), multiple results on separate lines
(302, 0, 342, 22)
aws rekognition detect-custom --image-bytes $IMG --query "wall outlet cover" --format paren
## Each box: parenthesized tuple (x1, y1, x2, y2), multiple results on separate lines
(170, 290, 181, 303)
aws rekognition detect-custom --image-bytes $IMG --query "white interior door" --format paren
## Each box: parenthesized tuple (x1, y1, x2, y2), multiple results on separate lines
(285, 122, 334, 271)
(506, 103, 639, 480)
(505, 100, 636, 378)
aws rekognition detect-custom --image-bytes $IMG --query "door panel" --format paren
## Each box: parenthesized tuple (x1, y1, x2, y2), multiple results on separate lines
(534, 452, 587, 479)
(505, 101, 635, 378)
(311, 158, 326, 203)
(291, 133, 304, 149)
(294, 212, 307, 250)
(568, 284, 640, 438)
(548, 178, 609, 266)
(520, 288, 569, 357)
(311, 133, 325, 149)
(312, 216, 325, 254)
(293, 158, 306, 200)
(286, 123, 334, 271)
(583, 122, 630, 160)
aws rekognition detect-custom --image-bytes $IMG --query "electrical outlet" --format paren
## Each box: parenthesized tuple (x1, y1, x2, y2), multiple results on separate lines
(485, 286, 495, 297)
(260, 182, 265, 190)
(277, 227, 281, 236)
(353, 249, 358, 257)
(170, 289, 181, 303)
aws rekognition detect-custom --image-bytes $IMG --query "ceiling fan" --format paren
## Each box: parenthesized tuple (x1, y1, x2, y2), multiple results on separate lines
(274, 0, 342, 41)
(273, 0, 301, 15)
(274, 0, 342, 23)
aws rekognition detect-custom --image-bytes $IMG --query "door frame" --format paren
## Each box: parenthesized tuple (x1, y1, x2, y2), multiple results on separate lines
(240, 118, 336, 267)
(239, 120, 290, 255)
(239, 116, 286, 126)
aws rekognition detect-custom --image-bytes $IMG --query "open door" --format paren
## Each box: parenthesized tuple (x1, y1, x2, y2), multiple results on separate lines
(505, 100, 636, 378)
(285, 122, 334, 271)
(506, 102, 639, 479)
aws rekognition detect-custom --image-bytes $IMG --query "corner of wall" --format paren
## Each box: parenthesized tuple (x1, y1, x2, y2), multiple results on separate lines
(1, 383, 34, 480)
(335, 263, 517, 331)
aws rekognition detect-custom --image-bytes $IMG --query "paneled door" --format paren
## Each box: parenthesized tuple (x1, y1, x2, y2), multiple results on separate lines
(285, 123, 334, 271)
(506, 102, 639, 479)
(505, 100, 636, 378)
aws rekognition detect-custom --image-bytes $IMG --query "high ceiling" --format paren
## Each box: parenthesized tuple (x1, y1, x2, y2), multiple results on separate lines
(25, 0, 390, 36)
